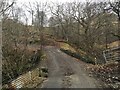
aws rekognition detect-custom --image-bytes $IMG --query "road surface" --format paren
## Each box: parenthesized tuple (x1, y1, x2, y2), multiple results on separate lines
(38, 46, 101, 88)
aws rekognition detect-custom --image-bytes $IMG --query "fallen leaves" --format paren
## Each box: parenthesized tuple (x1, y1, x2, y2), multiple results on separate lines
(87, 62, 120, 89)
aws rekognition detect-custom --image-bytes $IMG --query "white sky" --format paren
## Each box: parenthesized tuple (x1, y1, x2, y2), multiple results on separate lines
(16, 0, 114, 3)
(17, 0, 87, 3)
(14, 0, 115, 25)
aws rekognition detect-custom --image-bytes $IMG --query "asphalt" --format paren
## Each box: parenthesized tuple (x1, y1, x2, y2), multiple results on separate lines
(38, 46, 101, 88)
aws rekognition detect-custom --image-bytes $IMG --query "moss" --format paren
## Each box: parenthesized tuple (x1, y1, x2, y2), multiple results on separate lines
(60, 49, 95, 65)
(59, 42, 76, 53)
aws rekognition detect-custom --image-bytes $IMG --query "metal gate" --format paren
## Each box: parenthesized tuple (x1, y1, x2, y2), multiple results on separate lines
(103, 46, 120, 63)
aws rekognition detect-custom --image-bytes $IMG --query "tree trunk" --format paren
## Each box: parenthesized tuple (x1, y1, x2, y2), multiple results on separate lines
(118, 16, 120, 40)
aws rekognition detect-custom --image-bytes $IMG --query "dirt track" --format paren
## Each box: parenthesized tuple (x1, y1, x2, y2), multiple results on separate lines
(38, 46, 102, 88)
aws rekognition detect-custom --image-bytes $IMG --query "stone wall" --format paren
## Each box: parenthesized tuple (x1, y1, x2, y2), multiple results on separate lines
(6, 68, 44, 88)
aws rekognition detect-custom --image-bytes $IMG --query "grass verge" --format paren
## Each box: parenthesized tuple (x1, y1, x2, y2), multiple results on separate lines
(59, 42, 95, 64)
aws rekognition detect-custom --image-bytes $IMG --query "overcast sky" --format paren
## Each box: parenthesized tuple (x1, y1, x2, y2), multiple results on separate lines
(17, 0, 89, 3)
(15, 0, 115, 25)
(17, 0, 114, 3)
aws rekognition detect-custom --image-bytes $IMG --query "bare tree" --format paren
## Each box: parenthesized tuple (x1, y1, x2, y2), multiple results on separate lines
(49, 3, 69, 41)
(109, 1, 120, 39)
(24, 2, 34, 25)
(33, 2, 47, 50)
(2, 2, 32, 84)
(49, 1, 115, 64)
(0, 0, 14, 15)
(71, 2, 106, 53)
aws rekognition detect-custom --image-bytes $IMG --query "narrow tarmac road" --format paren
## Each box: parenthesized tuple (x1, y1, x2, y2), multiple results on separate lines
(38, 46, 101, 88)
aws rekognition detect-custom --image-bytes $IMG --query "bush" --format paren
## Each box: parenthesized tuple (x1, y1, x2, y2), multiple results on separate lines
(2, 46, 43, 85)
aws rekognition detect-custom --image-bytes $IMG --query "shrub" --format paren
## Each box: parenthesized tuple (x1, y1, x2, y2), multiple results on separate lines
(2, 46, 43, 85)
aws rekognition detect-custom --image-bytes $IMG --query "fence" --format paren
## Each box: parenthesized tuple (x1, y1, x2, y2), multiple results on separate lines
(103, 46, 120, 63)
